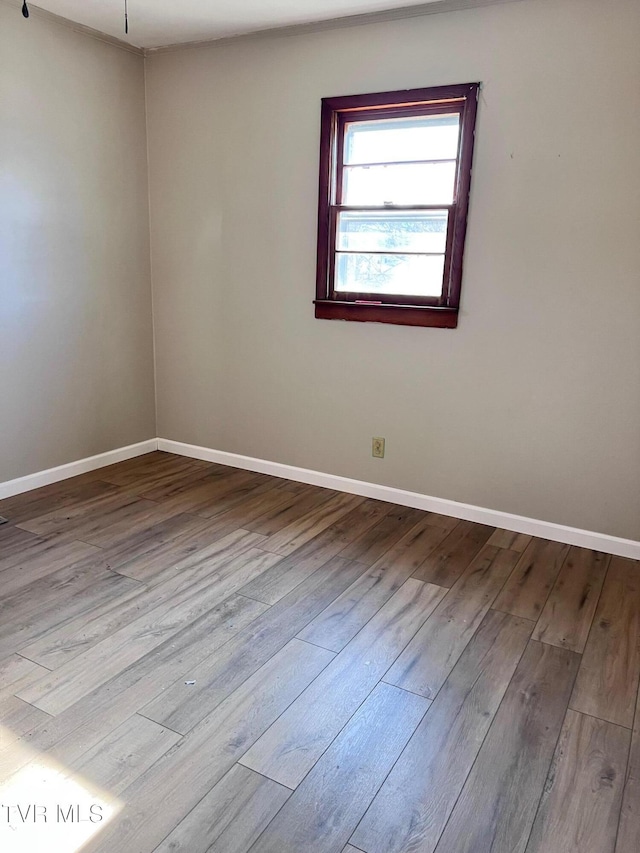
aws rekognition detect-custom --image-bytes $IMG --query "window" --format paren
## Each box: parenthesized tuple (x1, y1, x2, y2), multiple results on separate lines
(315, 83, 479, 328)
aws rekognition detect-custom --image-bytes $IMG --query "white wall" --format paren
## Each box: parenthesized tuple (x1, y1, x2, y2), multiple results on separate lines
(145, 0, 640, 541)
(0, 4, 156, 482)
(2, 0, 638, 542)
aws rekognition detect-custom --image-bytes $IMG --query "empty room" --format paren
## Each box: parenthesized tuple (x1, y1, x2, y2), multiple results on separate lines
(1, 0, 639, 850)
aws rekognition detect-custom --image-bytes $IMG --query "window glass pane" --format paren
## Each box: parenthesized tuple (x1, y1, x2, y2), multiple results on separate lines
(342, 161, 456, 205)
(344, 113, 460, 165)
(337, 210, 448, 253)
(335, 252, 445, 298)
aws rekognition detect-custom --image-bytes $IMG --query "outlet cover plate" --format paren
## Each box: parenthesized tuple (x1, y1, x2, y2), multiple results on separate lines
(372, 437, 385, 459)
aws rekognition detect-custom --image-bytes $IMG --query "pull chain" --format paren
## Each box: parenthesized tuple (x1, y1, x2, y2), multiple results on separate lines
(20, 1, 129, 34)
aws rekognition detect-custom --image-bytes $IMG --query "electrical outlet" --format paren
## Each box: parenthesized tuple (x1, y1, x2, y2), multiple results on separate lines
(372, 437, 385, 458)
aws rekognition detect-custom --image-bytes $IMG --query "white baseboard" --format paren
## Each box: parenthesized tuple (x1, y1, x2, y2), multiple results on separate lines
(0, 439, 158, 501)
(157, 438, 640, 561)
(1, 436, 637, 560)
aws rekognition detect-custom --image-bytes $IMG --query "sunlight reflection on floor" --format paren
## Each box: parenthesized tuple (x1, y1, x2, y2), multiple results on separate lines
(0, 728, 122, 853)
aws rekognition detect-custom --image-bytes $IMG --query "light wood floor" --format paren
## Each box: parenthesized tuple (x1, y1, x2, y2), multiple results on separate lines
(0, 450, 638, 853)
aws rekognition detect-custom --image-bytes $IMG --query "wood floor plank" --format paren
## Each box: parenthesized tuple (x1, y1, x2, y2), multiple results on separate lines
(84, 451, 169, 483)
(246, 486, 339, 536)
(0, 594, 270, 781)
(160, 469, 266, 517)
(493, 538, 570, 621)
(0, 536, 101, 597)
(18, 533, 278, 669)
(0, 479, 121, 526)
(379, 516, 458, 572)
(0, 529, 85, 574)
(0, 525, 41, 566)
(161, 468, 286, 520)
(92, 450, 174, 476)
(0, 655, 51, 697)
(487, 529, 533, 552)
(419, 511, 460, 531)
(83, 639, 335, 853)
(129, 461, 234, 500)
(247, 682, 429, 853)
(76, 499, 186, 549)
(616, 684, 640, 853)
(532, 547, 609, 653)
(107, 520, 265, 586)
(261, 492, 365, 556)
(100, 511, 228, 575)
(0, 695, 52, 748)
(385, 544, 520, 698)
(239, 500, 389, 605)
(153, 764, 290, 853)
(431, 640, 580, 853)
(296, 560, 432, 653)
(141, 556, 369, 734)
(412, 520, 495, 587)
(100, 452, 213, 489)
(128, 528, 270, 591)
(20, 530, 277, 669)
(0, 558, 142, 660)
(131, 461, 222, 499)
(143, 466, 269, 504)
(337, 505, 428, 565)
(19, 600, 153, 670)
(241, 578, 445, 788)
(16, 486, 144, 537)
(74, 714, 182, 796)
(0, 551, 110, 621)
(113, 462, 221, 502)
(525, 710, 629, 853)
(194, 483, 307, 532)
(298, 519, 450, 652)
(268, 478, 318, 494)
(17, 535, 273, 714)
(0, 655, 55, 746)
(18, 580, 163, 669)
(570, 557, 640, 728)
(616, 776, 640, 853)
(351, 609, 533, 853)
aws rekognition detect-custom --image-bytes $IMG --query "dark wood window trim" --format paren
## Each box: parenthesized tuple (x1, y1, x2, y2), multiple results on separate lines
(315, 83, 480, 328)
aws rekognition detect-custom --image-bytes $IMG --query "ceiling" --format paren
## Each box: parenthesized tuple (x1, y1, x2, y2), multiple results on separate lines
(26, 0, 482, 50)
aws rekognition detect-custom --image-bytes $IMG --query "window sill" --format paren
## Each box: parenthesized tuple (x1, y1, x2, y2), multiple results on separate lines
(314, 300, 458, 328)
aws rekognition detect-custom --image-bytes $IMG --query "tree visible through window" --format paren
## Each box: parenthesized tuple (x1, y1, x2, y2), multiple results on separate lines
(315, 84, 479, 328)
